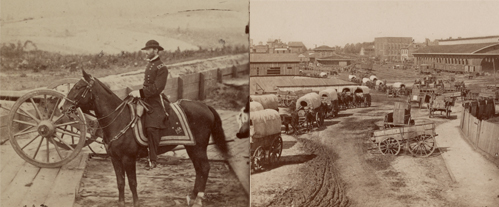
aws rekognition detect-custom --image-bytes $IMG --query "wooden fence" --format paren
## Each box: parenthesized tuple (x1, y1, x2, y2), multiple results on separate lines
(0, 63, 249, 142)
(460, 109, 499, 167)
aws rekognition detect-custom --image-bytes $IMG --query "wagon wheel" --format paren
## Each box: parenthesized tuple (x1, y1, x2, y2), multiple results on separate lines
(48, 78, 101, 147)
(408, 134, 436, 157)
(378, 137, 401, 155)
(8, 89, 87, 168)
(269, 135, 283, 168)
(47, 78, 80, 94)
(315, 112, 321, 127)
(251, 146, 265, 172)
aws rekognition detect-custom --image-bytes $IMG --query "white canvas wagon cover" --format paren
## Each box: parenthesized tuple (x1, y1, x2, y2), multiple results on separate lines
(249, 101, 264, 112)
(362, 78, 370, 83)
(370, 75, 378, 81)
(296, 92, 321, 110)
(393, 82, 406, 88)
(319, 88, 338, 104)
(348, 75, 357, 81)
(250, 109, 281, 138)
(356, 86, 370, 94)
(250, 94, 278, 110)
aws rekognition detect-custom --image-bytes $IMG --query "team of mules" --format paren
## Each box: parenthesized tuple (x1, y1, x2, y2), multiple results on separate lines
(60, 70, 233, 207)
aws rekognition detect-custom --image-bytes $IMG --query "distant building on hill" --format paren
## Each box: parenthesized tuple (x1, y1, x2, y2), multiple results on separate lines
(288, 41, 307, 54)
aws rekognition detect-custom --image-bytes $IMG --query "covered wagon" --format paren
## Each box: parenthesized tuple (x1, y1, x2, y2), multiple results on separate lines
(338, 86, 357, 109)
(319, 88, 339, 118)
(250, 109, 283, 171)
(250, 94, 279, 111)
(296, 92, 323, 128)
(348, 75, 357, 81)
(353, 86, 371, 107)
(370, 75, 378, 82)
(393, 82, 409, 96)
(362, 78, 371, 85)
(250, 101, 265, 112)
(376, 80, 384, 86)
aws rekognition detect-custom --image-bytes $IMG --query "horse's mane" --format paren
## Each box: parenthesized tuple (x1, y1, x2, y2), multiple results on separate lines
(94, 77, 122, 101)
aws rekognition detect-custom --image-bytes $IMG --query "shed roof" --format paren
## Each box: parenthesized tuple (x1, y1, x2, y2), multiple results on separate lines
(250, 53, 300, 63)
(314, 45, 335, 51)
(288, 41, 307, 48)
(317, 54, 355, 60)
(250, 76, 356, 94)
(438, 35, 499, 42)
(413, 43, 499, 54)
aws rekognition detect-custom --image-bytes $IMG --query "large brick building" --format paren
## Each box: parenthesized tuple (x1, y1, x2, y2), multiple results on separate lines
(374, 37, 413, 62)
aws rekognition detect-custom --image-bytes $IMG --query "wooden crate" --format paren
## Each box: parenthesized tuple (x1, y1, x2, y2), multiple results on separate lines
(394, 102, 409, 125)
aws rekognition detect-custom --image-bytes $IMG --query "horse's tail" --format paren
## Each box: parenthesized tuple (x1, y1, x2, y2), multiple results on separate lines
(207, 105, 228, 154)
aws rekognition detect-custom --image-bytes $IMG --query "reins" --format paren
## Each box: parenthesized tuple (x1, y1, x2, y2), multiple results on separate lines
(65, 77, 145, 146)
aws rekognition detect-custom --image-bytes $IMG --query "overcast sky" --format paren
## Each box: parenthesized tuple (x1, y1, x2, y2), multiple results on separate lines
(250, 0, 499, 48)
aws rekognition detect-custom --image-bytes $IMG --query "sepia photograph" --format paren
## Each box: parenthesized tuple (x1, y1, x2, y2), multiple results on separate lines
(0, 0, 249, 207)
(249, 0, 499, 207)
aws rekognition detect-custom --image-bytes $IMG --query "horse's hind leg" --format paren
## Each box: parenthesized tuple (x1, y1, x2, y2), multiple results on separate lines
(185, 146, 210, 205)
(111, 157, 126, 207)
(123, 156, 140, 207)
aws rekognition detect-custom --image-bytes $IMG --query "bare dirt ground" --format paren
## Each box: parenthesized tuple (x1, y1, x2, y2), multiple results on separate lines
(251, 66, 499, 206)
(75, 157, 247, 207)
(251, 97, 457, 207)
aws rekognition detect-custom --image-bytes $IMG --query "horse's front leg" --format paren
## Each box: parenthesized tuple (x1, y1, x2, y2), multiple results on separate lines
(123, 156, 140, 207)
(111, 157, 126, 207)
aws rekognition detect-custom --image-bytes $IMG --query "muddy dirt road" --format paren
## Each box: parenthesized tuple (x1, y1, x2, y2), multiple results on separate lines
(251, 91, 497, 207)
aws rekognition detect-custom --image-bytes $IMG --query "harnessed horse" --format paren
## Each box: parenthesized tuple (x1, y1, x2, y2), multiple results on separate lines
(60, 70, 228, 207)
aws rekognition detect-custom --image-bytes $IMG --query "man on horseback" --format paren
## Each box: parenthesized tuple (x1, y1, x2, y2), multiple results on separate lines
(129, 40, 169, 170)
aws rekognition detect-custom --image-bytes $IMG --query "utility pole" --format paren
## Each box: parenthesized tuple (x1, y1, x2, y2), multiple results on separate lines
(494, 57, 497, 88)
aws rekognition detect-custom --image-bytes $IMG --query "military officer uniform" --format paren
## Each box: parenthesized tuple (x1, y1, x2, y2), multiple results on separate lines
(136, 40, 169, 169)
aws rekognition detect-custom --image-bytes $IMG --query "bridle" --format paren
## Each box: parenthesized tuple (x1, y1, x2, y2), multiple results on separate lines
(64, 77, 95, 108)
(63, 76, 138, 146)
(64, 77, 130, 129)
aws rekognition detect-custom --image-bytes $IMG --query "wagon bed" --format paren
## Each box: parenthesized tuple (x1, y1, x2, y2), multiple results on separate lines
(370, 123, 438, 157)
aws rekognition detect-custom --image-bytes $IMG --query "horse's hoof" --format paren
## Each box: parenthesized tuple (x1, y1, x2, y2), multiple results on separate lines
(192, 196, 204, 207)
(186, 195, 193, 206)
(118, 201, 125, 207)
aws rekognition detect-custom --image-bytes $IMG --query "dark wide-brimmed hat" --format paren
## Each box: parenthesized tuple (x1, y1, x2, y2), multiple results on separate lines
(141, 40, 164, 51)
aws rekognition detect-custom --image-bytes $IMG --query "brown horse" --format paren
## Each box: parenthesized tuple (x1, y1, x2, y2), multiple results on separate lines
(60, 70, 228, 207)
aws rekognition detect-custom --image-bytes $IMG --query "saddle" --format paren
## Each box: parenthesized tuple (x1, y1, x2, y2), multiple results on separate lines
(129, 95, 195, 146)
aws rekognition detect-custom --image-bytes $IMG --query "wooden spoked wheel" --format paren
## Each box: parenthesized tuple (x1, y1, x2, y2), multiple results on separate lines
(251, 146, 265, 172)
(408, 134, 436, 157)
(49, 78, 101, 147)
(378, 137, 401, 155)
(268, 136, 283, 167)
(47, 78, 80, 95)
(315, 112, 321, 127)
(8, 89, 87, 168)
